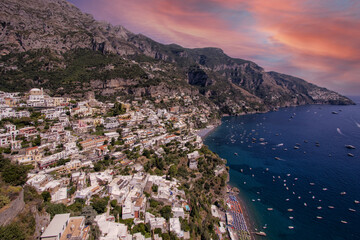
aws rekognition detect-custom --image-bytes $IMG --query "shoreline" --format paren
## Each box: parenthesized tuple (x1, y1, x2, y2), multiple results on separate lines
(227, 184, 257, 240)
(196, 123, 220, 140)
(200, 121, 258, 240)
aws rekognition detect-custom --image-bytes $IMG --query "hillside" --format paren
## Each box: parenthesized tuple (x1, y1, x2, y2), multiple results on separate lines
(0, 0, 354, 115)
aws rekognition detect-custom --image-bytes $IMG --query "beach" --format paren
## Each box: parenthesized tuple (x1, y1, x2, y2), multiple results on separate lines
(197, 124, 219, 139)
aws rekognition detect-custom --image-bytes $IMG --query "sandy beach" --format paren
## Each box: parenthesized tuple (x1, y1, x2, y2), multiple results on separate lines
(227, 185, 257, 240)
(197, 124, 219, 139)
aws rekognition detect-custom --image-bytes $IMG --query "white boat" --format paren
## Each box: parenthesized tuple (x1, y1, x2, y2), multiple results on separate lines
(345, 145, 356, 149)
(349, 208, 356, 212)
(341, 220, 348, 224)
(354, 200, 359, 204)
(328, 206, 335, 209)
(255, 231, 267, 237)
(288, 226, 294, 229)
(287, 208, 294, 212)
(316, 216, 323, 219)
(340, 192, 346, 195)
(317, 206, 322, 209)
(267, 208, 274, 211)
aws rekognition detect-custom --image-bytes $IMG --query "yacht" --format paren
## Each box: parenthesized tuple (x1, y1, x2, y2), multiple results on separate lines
(345, 145, 356, 149)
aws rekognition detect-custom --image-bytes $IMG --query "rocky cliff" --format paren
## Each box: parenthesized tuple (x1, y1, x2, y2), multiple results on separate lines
(0, 0, 354, 115)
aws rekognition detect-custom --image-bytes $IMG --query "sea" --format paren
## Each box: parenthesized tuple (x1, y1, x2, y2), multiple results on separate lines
(204, 96, 360, 240)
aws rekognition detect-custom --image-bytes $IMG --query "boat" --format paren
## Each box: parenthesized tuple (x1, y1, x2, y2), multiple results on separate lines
(345, 145, 356, 149)
(288, 226, 294, 229)
(289, 216, 294, 219)
(317, 206, 322, 209)
(310, 183, 315, 186)
(340, 192, 346, 195)
(274, 157, 281, 160)
(287, 208, 294, 212)
(304, 203, 307, 207)
(328, 206, 335, 209)
(349, 208, 356, 212)
(332, 111, 338, 114)
(267, 208, 273, 211)
(294, 146, 299, 149)
(277, 143, 284, 147)
(348, 153, 354, 157)
(323, 188, 328, 191)
(255, 231, 267, 237)
(234, 152, 238, 156)
(316, 216, 323, 219)
(355, 200, 359, 204)
(341, 220, 348, 224)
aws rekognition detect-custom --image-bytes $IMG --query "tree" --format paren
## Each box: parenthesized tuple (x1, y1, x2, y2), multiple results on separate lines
(0, 223, 25, 240)
(110, 199, 118, 208)
(45, 203, 69, 219)
(167, 165, 177, 179)
(2, 164, 29, 186)
(0, 195, 10, 208)
(32, 135, 41, 146)
(160, 205, 172, 220)
(41, 191, 51, 202)
(91, 197, 109, 214)
(81, 206, 97, 225)
(152, 184, 158, 193)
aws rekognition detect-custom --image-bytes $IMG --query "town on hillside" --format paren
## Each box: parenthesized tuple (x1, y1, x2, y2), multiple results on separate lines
(0, 88, 251, 240)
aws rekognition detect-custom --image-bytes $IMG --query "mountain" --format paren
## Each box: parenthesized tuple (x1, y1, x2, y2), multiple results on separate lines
(0, 0, 354, 115)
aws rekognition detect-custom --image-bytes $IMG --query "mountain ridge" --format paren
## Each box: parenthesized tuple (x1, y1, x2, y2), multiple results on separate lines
(0, 0, 354, 115)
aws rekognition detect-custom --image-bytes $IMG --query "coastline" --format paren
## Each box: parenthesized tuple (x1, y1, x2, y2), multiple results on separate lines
(196, 123, 220, 140)
(200, 122, 257, 240)
(226, 183, 256, 240)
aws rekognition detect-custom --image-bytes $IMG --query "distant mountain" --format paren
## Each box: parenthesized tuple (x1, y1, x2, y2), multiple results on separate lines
(0, 0, 354, 115)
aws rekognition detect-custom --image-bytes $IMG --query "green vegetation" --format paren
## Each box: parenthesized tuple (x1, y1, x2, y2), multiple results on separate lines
(0, 154, 31, 186)
(91, 196, 109, 214)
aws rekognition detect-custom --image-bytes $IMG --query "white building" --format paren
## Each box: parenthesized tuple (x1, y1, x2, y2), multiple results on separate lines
(40, 213, 70, 240)
(169, 218, 184, 238)
(172, 207, 185, 218)
(95, 214, 130, 240)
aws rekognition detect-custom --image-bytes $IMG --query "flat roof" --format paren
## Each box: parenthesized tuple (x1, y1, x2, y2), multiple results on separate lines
(41, 213, 70, 238)
(60, 216, 85, 240)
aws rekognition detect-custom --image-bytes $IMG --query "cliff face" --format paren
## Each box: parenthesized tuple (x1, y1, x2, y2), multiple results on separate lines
(0, 0, 354, 114)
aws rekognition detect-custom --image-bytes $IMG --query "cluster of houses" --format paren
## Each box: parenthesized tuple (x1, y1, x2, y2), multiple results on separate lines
(0, 88, 229, 239)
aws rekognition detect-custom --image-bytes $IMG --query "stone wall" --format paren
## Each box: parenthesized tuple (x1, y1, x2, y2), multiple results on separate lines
(0, 189, 25, 226)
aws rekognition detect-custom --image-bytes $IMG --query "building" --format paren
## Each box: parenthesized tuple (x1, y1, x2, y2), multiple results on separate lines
(40, 213, 70, 240)
(187, 151, 200, 170)
(80, 136, 108, 152)
(95, 214, 129, 240)
(40, 213, 89, 240)
(60, 216, 89, 240)
(169, 218, 184, 238)
(172, 207, 185, 218)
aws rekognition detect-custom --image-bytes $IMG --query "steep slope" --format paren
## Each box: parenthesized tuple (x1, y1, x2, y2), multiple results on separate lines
(0, 0, 354, 115)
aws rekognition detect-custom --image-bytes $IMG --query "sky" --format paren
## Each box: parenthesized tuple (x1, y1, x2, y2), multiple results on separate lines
(68, 0, 360, 95)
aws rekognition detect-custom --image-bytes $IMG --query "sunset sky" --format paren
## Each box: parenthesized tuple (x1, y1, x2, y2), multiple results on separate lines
(68, 0, 360, 95)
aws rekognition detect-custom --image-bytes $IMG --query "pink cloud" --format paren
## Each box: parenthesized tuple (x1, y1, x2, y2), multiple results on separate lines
(70, 0, 360, 94)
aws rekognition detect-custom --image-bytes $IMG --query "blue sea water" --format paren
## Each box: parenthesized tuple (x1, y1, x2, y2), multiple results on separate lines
(205, 97, 360, 240)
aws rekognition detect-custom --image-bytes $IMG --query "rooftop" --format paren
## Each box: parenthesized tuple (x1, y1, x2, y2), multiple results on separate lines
(41, 213, 70, 239)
